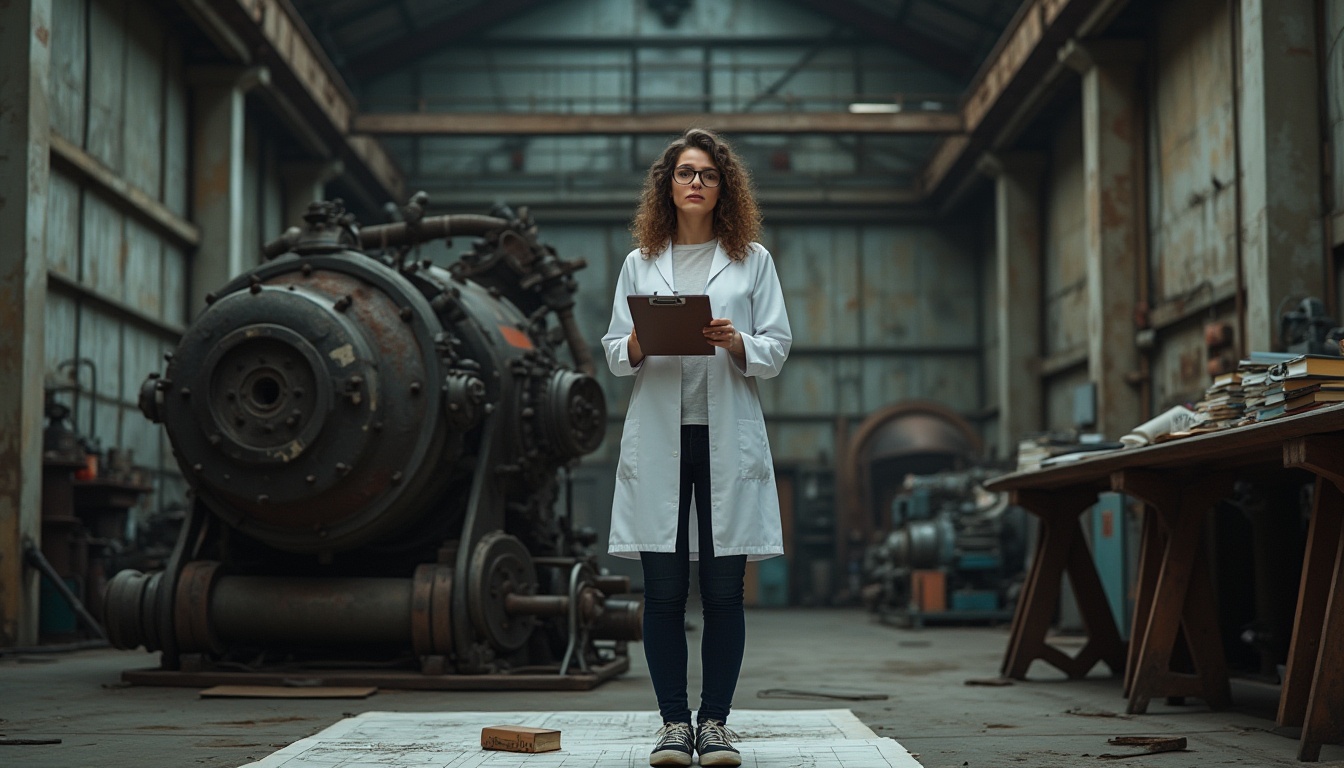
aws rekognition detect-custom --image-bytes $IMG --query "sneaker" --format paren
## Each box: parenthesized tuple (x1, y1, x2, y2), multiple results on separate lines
(696, 720, 742, 766)
(649, 721, 693, 766)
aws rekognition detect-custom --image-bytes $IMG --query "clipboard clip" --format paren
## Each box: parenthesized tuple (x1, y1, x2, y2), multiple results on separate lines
(648, 296, 687, 306)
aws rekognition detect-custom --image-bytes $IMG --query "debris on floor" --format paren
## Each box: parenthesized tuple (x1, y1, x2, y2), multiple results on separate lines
(757, 687, 891, 701)
(199, 685, 377, 699)
(1097, 735, 1188, 760)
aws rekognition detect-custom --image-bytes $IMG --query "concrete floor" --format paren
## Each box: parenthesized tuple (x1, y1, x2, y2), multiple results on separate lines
(1, 608, 1340, 768)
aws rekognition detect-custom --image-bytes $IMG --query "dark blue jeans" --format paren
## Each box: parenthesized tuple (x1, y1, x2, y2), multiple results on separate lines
(640, 425, 748, 726)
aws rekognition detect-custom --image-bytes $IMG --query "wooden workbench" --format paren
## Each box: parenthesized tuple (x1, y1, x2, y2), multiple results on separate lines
(984, 403, 1344, 761)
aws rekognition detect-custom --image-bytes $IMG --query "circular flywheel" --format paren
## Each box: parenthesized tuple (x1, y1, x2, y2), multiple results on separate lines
(467, 532, 537, 652)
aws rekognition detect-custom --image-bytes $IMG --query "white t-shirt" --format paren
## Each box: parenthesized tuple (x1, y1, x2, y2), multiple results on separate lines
(671, 240, 717, 426)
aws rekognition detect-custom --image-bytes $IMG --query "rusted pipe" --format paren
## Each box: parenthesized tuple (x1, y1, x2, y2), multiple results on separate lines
(504, 594, 570, 617)
(22, 538, 108, 642)
(555, 307, 596, 376)
(211, 577, 413, 647)
(358, 215, 509, 250)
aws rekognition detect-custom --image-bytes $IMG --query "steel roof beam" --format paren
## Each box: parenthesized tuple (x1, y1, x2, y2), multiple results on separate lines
(353, 111, 964, 136)
(345, 0, 554, 82)
(781, 0, 974, 78)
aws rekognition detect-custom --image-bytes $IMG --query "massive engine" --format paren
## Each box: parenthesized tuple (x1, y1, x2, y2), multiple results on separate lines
(103, 197, 640, 687)
(862, 468, 1026, 627)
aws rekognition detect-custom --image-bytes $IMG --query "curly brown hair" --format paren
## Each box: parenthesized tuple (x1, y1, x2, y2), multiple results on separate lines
(631, 128, 762, 261)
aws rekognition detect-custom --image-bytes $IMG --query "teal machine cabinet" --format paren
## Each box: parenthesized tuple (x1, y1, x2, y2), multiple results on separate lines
(1091, 492, 1137, 639)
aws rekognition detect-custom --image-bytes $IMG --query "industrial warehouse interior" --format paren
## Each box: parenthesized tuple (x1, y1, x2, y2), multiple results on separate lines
(4, 0, 1344, 766)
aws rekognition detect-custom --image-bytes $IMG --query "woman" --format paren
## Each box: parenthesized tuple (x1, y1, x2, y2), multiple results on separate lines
(602, 128, 791, 767)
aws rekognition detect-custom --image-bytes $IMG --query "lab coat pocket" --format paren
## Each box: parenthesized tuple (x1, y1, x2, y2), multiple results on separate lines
(737, 419, 772, 480)
(617, 420, 640, 479)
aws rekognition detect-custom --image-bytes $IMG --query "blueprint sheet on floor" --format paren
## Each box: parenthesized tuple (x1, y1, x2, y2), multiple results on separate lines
(240, 709, 923, 768)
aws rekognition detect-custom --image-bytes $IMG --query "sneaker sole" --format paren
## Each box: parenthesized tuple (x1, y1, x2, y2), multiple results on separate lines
(649, 749, 693, 766)
(698, 752, 742, 767)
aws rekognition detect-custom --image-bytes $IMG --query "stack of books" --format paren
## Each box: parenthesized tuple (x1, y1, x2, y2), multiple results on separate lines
(1236, 351, 1298, 423)
(1194, 371, 1246, 428)
(1258, 354, 1344, 420)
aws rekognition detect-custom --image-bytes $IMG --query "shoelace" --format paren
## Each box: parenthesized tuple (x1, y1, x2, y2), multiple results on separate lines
(656, 722, 693, 748)
(698, 721, 740, 747)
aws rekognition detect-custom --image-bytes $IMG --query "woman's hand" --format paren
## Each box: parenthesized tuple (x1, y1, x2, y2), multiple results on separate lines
(627, 327, 644, 367)
(704, 318, 745, 361)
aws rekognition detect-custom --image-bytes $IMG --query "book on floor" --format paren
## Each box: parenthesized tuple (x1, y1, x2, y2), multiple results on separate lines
(481, 725, 562, 753)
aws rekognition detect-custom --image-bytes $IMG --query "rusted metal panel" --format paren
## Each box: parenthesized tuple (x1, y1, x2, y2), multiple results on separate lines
(766, 358, 849, 415)
(1045, 368, 1090, 431)
(163, 35, 189, 216)
(78, 307, 124, 449)
(773, 225, 861, 348)
(123, 218, 164, 317)
(162, 243, 188, 326)
(80, 192, 126, 298)
(122, 1, 165, 199)
(861, 356, 980, 415)
(49, 0, 86, 143)
(1044, 108, 1088, 356)
(45, 171, 81, 279)
(1150, 0, 1238, 303)
(86, 0, 128, 170)
(44, 290, 80, 375)
(1152, 324, 1211, 411)
(771, 422, 836, 464)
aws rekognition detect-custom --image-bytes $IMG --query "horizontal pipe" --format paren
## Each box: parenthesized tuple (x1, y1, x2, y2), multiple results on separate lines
(358, 215, 509, 249)
(211, 577, 412, 647)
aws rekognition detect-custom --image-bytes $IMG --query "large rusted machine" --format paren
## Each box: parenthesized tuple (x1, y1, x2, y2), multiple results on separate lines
(104, 197, 640, 689)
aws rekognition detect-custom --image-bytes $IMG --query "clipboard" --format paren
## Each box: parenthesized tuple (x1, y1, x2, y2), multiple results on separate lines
(627, 294, 715, 356)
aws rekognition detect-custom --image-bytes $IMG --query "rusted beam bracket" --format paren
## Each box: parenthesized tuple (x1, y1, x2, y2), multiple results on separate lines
(921, 0, 1132, 202)
(178, 0, 404, 203)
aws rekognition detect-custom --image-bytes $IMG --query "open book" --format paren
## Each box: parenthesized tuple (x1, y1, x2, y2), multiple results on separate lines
(1120, 405, 1206, 448)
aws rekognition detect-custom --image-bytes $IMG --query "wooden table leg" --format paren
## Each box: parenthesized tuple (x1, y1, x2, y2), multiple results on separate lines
(1298, 527, 1344, 762)
(1113, 470, 1233, 714)
(1125, 506, 1162, 698)
(1001, 488, 1123, 680)
(1278, 477, 1343, 728)
(1281, 436, 1344, 761)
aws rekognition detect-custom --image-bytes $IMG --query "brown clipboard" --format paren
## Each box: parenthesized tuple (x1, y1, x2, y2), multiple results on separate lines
(627, 294, 715, 356)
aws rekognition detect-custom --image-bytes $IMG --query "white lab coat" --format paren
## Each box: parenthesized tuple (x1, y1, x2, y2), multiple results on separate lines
(602, 240, 791, 561)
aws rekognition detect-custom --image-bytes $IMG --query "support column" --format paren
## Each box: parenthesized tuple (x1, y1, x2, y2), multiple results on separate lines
(982, 152, 1046, 458)
(1237, 0, 1325, 351)
(281, 159, 344, 231)
(1065, 39, 1145, 440)
(190, 69, 263, 315)
(0, 0, 52, 647)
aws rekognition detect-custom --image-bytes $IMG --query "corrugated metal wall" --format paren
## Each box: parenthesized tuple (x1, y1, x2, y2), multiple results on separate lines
(1327, 0, 1344, 310)
(45, 0, 294, 526)
(537, 220, 982, 468)
(46, 0, 192, 517)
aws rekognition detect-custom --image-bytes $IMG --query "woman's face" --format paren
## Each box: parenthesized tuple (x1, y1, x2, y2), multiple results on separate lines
(669, 147, 720, 217)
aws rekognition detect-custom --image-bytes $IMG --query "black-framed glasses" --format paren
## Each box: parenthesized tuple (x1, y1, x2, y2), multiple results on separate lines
(672, 165, 721, 187)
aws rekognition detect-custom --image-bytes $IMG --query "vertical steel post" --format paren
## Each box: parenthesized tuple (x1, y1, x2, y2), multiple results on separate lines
(0, 0, 53, 646)
(1237, 0, 1327, 351)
